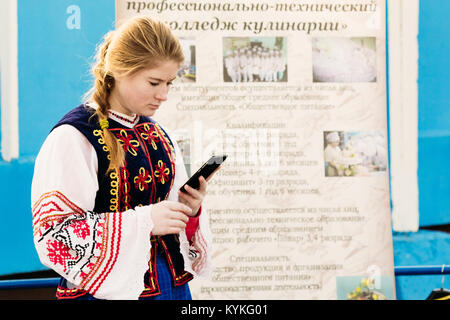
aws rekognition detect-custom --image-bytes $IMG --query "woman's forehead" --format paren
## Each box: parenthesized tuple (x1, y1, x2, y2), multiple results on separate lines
(139, 60, 180, 80)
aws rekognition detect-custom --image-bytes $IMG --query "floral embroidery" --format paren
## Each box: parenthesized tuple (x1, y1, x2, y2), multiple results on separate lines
(46, 240, 77, 273)
(133, 167, 152, 191)
(154, 160, 170, 184)
(152, 124, 176, 195)
(115, 129, 140, 156)
(139, 123, 160, 150)
(70, 220, 90, 240)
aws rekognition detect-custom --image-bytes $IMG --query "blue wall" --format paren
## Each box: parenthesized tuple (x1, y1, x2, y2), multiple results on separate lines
(19, 0, 116, 157)
(0, 0, 115, 275)
(394, 230, 450, 300)
(417, 0, 450, 227)
(392, 0, 450, 300)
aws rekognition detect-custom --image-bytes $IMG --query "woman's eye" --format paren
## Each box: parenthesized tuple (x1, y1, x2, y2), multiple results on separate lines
(149, 81, 174, 87)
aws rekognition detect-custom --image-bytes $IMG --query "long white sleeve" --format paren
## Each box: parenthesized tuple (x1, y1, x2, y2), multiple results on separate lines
(31, 124, 154, 300)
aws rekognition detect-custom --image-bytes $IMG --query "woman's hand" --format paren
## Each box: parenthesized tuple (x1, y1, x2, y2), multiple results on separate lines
(178, 176, 207, 217)
(150, 201, 192, 235)
(178, 166, 221, 217)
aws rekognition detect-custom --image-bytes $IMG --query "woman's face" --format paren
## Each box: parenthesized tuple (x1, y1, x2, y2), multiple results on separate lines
(109, 60, 179, 117)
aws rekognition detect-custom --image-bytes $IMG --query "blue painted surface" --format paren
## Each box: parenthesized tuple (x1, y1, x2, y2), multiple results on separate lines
(392, 0, 450, 299)
(19, 0, 116, 157)
(0, 69, 2, 154)
(417, 0, 450, 227)
(0, 277, 59, 290)
(395, 265, 450, 276)
(0, 0, 115, 276)
(418, 136, 450, 226)
(393, 230, 450, 300)
(0, 159, 38, 274)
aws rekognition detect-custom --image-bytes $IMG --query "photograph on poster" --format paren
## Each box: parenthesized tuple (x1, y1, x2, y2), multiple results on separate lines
(170, 130, 192, 176)
(177, 37, 196, 82)
(223, 36, 287, 83)
(336, 275, 394, 300)
(323, 130, 387, 177)
(312, 37, 377, 83)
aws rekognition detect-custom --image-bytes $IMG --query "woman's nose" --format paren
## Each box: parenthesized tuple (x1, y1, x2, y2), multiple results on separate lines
(155, 86, 169, 101)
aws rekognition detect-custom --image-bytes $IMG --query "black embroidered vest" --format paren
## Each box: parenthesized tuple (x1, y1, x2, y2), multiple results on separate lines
(53, 105, 193, 298)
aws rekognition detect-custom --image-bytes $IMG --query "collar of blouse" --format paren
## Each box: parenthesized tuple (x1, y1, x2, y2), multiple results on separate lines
(86, 102, 140, 128)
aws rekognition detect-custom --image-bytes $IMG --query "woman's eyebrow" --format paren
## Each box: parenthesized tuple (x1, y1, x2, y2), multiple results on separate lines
(148, 76, 177, 82)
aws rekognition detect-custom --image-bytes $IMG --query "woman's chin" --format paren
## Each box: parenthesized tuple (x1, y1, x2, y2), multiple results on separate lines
(140, 109, 157, 117)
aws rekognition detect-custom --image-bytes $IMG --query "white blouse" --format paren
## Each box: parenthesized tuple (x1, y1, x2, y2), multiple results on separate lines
(31, 106, 212, 300)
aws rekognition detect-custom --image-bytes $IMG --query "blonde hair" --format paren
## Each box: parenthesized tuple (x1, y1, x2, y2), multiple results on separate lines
(85, 16, 184, 173)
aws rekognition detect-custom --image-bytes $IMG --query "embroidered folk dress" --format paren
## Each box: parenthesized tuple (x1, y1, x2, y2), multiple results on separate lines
(31, 103, 213, 300)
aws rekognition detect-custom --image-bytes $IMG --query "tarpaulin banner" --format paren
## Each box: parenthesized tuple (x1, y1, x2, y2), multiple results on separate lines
(116, 0, 395, 300)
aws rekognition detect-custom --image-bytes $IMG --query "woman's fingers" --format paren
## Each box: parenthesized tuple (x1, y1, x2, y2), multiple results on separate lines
(168, 210, 189, 224)
(167, 217, 187, 229)
(179, 186, 202, 203)
(198, 176, 207, 193)
(165, 200, 193, 217)
(181, 176, 207, 198)
(151, 201, 193, 235)
(206, 166, 221, 182)
(182, 184, 203, 198)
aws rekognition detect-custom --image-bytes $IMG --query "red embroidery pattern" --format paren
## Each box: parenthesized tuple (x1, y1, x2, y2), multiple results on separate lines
(88, 213, 122, 296)
(70, 220, 91, 240)
(138, 123, 160, 151)
(153, 124, 176, 194)
(79, 261, 95, 280)
(154, 160, 170, 184)
(33, 191, 83, 217)
(115, 129, 140, 156)
(46, 240, 78, 273)
(32, 191, 124, 298)
(55, 213, 104, 300)
(108, 111, 139, 125)
(192, 228, 209, 274)
(36, 201, 63, 216)
(134, 167, 152, 191)
(32, 191, 84, 237)
(78, 215, 109, 290)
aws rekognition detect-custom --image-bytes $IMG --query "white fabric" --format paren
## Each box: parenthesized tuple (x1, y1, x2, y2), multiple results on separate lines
(31, 108, 212, 300)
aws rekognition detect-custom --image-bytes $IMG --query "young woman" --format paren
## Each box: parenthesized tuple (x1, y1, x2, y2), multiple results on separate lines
(31, 16, 214, 300)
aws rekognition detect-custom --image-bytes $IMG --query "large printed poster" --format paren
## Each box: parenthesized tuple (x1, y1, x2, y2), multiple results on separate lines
(116, 0, 395, 300)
